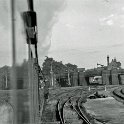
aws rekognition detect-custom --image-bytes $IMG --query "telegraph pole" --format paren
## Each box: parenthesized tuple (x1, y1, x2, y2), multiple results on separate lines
(65, 65, 71, 86)
(67, 69, 71, 86)
(5, 73, 8, 89)
(50, 61, 54, 87)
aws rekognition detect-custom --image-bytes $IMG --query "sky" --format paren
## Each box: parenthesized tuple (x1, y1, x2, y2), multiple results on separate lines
(0, 0, 124, 69)
(48, 0, 124, 69)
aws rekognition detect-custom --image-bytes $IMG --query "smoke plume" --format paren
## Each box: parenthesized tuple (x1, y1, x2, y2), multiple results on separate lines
(0, 0, 66, 66)
(16, 0, 66, 65)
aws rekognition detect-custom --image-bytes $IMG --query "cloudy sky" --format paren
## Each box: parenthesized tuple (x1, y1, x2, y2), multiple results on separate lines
(48, 0, 124, 69)
(1, 0, 124, 69)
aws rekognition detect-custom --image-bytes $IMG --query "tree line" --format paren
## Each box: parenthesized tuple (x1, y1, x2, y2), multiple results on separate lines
(42, 56, 78, 76)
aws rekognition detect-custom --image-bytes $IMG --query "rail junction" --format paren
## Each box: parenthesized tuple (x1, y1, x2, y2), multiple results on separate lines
(41, 85, 124, 124)
(42, 87, 96, 124)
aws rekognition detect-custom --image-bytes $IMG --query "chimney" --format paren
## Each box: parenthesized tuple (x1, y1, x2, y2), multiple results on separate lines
(107, 55, 109, 66)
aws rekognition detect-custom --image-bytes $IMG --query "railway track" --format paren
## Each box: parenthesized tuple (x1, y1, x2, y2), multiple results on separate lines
(112, 87, 124, 102)
(42, 88, 86, 123)
(121, 88, 124, 95)
(56, 89, 84, 124)
(57, 89, 95, 124)
(55, 85, 120, 124)
(69, 97, 91, 124)
(41, 85, 119, 123)
(113, 88, 124, 101)
(77, 96, 94, 123)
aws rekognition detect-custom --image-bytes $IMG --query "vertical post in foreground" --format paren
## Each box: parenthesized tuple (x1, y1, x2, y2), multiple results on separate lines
(10, 0, 17, 123)
(26, 0, 40, 123)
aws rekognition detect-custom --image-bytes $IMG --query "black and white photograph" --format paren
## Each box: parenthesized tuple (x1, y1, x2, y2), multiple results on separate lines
(0, 0, 124, 123)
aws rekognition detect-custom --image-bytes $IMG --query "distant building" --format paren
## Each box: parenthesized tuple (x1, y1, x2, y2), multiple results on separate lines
(107, 57, 121, 70)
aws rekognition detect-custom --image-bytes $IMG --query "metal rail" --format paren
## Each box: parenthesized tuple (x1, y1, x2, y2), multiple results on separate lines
(77, 97, 92, 124)
(69, 96, 91, 124)
(57, 100, 65, 124)
(113, 88, 124, 100)
(62, 89, 96, 124)
(57, 89, 83, 124)
(57, 89, 81, 124)
(121, 88, 124, 95)
(61, 90, 92, 124)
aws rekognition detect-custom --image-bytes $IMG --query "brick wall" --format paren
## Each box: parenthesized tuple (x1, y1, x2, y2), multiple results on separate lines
(78, 72, 87, 86)
(111, 69, 119, 85)
(102, 70, 110, 85)
(72, 72, 78, 86)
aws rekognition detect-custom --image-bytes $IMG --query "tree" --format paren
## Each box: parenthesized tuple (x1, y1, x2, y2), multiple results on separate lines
(65, 63, 78, 72)
(42, 57, 78, 76)
(42, 57, 78, 87)
(42, 57, 67, 76)
(84, 68, 103, 77)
